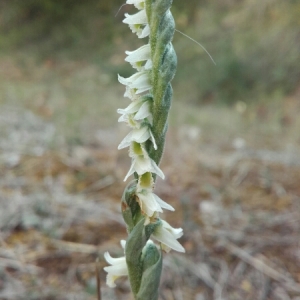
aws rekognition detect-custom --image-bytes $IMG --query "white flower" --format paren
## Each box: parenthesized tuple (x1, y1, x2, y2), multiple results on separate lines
(103, 240, 128, 288)
(124, 86, 139, 101)
(128, 24, 150, 38)
(126, 0, 145, 10)
(152, 220, 185, 253)
(117, 98, 151, 123)
(137, 190, 175, 218)
(118, 113, 141, 129)
(125, 44, 151, 71)
(135, 172, 174, 218)
(118, 125, 157, 150)
(118, 71, 151, 94)
(123, 10, 150, 38)
(124, 142, 164, 181)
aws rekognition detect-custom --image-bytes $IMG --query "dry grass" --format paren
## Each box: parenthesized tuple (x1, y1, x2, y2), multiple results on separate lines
(0, 56, 300, 300)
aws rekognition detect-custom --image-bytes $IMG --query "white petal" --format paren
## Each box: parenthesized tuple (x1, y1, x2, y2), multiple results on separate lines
(103, 241, 128, 288)
(136, 85, 151, 94)
(130, 115, 142, 128)
(120, 240, 126, 249)
(153, 193, 174, 211)
(134, 130, 150, 143)
(124, 161, 135, 181)
(104, 252, 125, 265)
(134, 101, 151, 120)
(134, 156, 152, 175)
(131, 73, 151, 94)
(172, 228, 184, 239)
(118, 113, 128, 123)
(123, 10, 147, 25)
(126, 0, 145, 9)
(118, 114, 141, 129)
(161, 220, 183, 239)
(118, 131, 134, 149)
(124, 86, 139, 101)
(127, 23, 150, 39)
(134, 127, 151, 143)
(128, 24, 143, 36)
(118, 74, 132, 86)
(130, 61, 144, 71)
(118, 71, 151, 94)
(118, 127, 150, 149)
(137, 191, 162, 216)
(152, 227, 185, 253)
(139, 24, 150, 38)
(149, 159, 165, 179)
(147, 113, 153, 126)
(106, 274, 117, 288)
(117, 100, 143, 115)
(144, 59, 153, 70)
(125, 44, 150, 63)
(118, 72, 141, 86)
(104, 262, 128, 276)
(127, 143, 164, 179)
(135, 127, 151, 143)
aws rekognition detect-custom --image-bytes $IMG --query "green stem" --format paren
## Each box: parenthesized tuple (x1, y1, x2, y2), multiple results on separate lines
(145, 0, 177, 167)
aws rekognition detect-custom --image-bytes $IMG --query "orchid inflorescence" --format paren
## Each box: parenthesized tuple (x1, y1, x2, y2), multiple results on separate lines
(104, 0, 184, 298)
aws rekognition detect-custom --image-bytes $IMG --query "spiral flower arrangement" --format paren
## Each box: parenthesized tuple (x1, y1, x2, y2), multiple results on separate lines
(104, 0, 184, 298)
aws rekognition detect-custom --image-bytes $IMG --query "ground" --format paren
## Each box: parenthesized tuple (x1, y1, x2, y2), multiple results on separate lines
(0, 56, 300, 300)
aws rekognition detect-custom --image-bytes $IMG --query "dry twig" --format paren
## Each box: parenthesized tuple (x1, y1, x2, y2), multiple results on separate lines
(96, 258, 102, 300)
(223, 241, 300, 293)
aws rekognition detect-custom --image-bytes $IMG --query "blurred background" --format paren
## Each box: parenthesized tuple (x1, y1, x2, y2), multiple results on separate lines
(0, 0, 300, 299)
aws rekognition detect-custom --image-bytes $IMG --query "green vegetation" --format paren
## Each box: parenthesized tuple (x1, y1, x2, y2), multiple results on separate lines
(172, 0, 300, 104)
(0, 0, 299, 104)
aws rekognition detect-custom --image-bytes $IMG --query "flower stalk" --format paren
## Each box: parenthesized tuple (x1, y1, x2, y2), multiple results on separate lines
(104, 0, 184, 299)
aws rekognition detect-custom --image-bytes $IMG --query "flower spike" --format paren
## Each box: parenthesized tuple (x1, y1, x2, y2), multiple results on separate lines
(105, 0, 183, 297)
